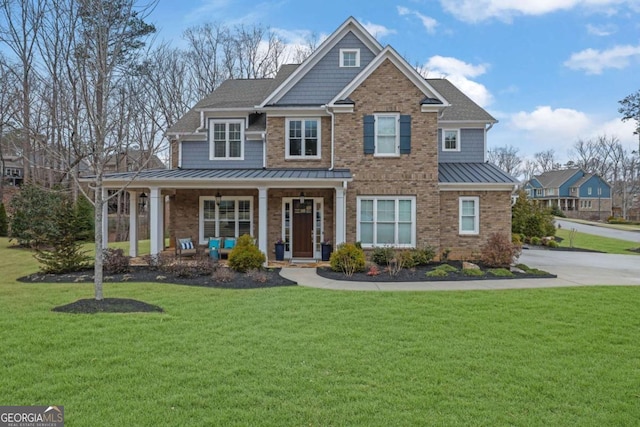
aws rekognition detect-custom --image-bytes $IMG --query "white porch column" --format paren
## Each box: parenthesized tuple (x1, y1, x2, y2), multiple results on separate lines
(101, 187, 109, 249)
(258, 187, 268, 262)
(335, 186, 346, 245)
(128, 191, 138, 258)
(149, 187, 164, 255)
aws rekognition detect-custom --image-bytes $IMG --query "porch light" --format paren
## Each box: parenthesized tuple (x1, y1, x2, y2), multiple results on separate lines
(299, 192, 305, 203)
(215, 191, 222, 206)
(138, 192, 147, 210)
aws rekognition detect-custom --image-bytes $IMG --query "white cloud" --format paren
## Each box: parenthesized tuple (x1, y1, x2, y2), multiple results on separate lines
(495, 106, 639, 161)
(361, 21, 396, 39)
(397, 6, 439, 34)
(564, 44, 640, 74)
(586, 23, 616, 36)
(423, 56, 493, 106)
(439, 0, 634, 23)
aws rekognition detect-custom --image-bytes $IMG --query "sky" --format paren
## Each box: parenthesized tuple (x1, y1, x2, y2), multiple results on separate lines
(148, 0, 640, 163)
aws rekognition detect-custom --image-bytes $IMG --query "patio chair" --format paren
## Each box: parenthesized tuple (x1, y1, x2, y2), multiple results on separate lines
(175, 237, 198, 258)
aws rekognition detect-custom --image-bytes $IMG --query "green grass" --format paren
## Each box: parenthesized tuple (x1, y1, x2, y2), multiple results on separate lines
(555, 228, 640, 254)
(2, 237, 640, 425)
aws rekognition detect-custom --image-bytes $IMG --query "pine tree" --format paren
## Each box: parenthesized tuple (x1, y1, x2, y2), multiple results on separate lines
(0, 203, 8, 237)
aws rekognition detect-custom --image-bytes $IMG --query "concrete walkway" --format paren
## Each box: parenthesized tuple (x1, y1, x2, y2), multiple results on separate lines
(279, 249, 640, 291)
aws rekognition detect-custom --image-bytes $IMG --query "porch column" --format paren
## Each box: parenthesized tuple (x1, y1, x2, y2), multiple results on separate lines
(101, 187, 109, 249)
(335, 186, 346, 245)
(258, 187, 268, 262)
(149, 187, 164, 255)
(128, 191, 138, 258)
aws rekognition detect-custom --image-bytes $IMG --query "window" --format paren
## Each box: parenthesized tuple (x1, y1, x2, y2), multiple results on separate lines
(535, 189, 542, 197)
(357, 196, 416, 247)
(459, 197, 479, 235)
(199, 196, 252, 244)
(209, 119, 243, 160)
(443, 129, 460, 151)
(286, 118, 320, 158)
(375, 114, 399, 156)
(548, 188, 555, 196)
(339, 48, 360, 67)
(588, 187, 592, 195)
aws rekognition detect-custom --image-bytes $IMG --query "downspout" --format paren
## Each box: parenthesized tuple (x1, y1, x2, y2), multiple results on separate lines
(262, 132, 267, 169)
(324, 105, 335, 170)
(195, 110, 205, 132)
(484, 122, 495, 163)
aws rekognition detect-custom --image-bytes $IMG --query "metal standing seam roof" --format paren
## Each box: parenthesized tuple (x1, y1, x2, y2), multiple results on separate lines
(96, 168, 353, 182)
(438, 162, 519, 184)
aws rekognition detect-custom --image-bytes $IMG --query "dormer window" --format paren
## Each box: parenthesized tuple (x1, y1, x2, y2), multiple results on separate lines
(340, 49, 360, 67)
(209, 119, 244, 160)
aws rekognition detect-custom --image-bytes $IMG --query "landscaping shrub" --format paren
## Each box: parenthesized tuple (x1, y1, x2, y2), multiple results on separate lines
(10, 184, 63, 247)
(488, 268, 514, 277)
(512, 190, 555, 239)
(103, 248, 130, 274)
(530, 236, 541, 245)
(212, 267, 236, 282)
(33, 197, 91, 274)
(409, 245, 436, 266)
(426, 268, 449, 277)
(371, 246, 395, 266)
(0, 203, 7, 237)
(74, 196, 95, 241)
(330, 243, 365, 276)
(246, 269, 268, 283)
(512, 233, 522, 245)
(462, 268, 485, 277)
(228, 234, 266, 272)
(433, 264, 459, 273)
(481, 232, 522, 268)
(547, 240, 559, 248)
(549, 205, 565, 217)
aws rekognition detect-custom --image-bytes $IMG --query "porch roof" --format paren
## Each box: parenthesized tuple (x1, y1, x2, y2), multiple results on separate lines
(94, 167, 352, 188)
(438, 162, 519, 185)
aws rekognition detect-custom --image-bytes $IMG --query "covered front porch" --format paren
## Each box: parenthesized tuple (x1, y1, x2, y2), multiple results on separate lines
(100, 168, 352, 262)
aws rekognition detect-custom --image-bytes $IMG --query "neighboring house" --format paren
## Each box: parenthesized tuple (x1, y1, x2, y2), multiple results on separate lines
(523, 168, 612, 220)
(104, 149, 166, 174)
(98, 17, 518, 260)
(1, 156, 24, 187)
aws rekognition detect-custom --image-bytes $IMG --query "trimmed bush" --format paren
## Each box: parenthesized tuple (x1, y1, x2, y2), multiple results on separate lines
(410, 245, 436, 266)
(530, 236, 541, 246)
(0, 203, 7, 237)
(426, 268, 449, 278)
(462, 268, 485, 277)
(488, 268, 514, 277)
(103, 248, 130, 274)
(547, 240, 559, 248)
(433, 264, 459, 273)
(330, 243, 365, 276)
(371, 246, 395, 266)
(228, 234, 266, 272)
(481, 232, 522, 268)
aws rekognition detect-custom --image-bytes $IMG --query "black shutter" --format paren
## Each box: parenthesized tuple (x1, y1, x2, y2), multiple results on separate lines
(399, 115, 411, 154)
(363, 115, 375, 154)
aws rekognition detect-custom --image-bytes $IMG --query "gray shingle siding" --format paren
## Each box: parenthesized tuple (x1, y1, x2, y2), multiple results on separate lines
(277, 32, 375, 105)
(438, 128, 485, 163)
(181, 140, 263, 169)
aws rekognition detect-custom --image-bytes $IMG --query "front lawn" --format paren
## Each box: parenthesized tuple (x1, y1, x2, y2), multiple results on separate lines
(555, 228, 640, 254)
(1, 238, 639, 426)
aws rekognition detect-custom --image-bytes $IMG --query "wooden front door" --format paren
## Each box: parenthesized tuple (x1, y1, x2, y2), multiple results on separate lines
(292, 199, 314, 257)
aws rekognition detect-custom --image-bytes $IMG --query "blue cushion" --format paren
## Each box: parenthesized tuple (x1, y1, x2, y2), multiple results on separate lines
(179, 238, 193, 250)
(208, 238, 221, 249)
(223, 238, 236, 249)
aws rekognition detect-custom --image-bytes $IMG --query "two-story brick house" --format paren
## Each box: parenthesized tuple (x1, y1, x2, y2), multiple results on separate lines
(99, 17, 517, 260)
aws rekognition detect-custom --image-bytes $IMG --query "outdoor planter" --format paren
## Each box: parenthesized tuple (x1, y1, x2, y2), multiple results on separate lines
(275, 242, 285, 261)
(321, 243, 332, 261)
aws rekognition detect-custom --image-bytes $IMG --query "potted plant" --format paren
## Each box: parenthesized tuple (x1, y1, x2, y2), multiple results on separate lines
(321, 239, 332, 261)
(274, 238, 285, 261)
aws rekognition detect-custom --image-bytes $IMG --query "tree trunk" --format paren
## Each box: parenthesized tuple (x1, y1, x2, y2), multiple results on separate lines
(94, 185, 104, 300)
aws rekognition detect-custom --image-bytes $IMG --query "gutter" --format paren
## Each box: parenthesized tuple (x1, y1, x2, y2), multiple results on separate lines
(324, 105, 335, 170)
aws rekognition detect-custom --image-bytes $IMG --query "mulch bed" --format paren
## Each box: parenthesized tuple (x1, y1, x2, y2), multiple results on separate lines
(18, 266, 298, 289)
(317, 261, 556, 282)
(53, 298, 164, 314)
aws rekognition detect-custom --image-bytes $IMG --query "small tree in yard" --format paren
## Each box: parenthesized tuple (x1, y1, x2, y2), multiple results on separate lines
(481, 232, 522, 268)
(9, 184, 62, 247)
(34, 196, 91, 274)
(0, 203, 8, 237)
(512, 190, 555, 239)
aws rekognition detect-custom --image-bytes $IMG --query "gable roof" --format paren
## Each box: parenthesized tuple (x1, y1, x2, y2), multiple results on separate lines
(427, 79, 496, 123)
(259, 17, 383, 107)
(329, 45, 449, 108)
(533, 168, 582, 188)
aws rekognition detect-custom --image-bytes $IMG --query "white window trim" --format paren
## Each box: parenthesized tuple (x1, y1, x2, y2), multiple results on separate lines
(442, 129, 461, 152)
(459, 196, 479, 235)
(374, 113, 400, 157)
(339, 48, 360, 67)
(285, 118, 321, 159)
(588, 187, 592, 195)
(198, 196, 253, 244)
(208, 119, 245, 160)
(356, 196, 416, 248)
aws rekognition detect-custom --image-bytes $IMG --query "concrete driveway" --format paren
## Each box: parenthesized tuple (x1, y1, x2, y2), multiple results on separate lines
(555, 218, 640, 243)
(520, 248, 640, 286)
